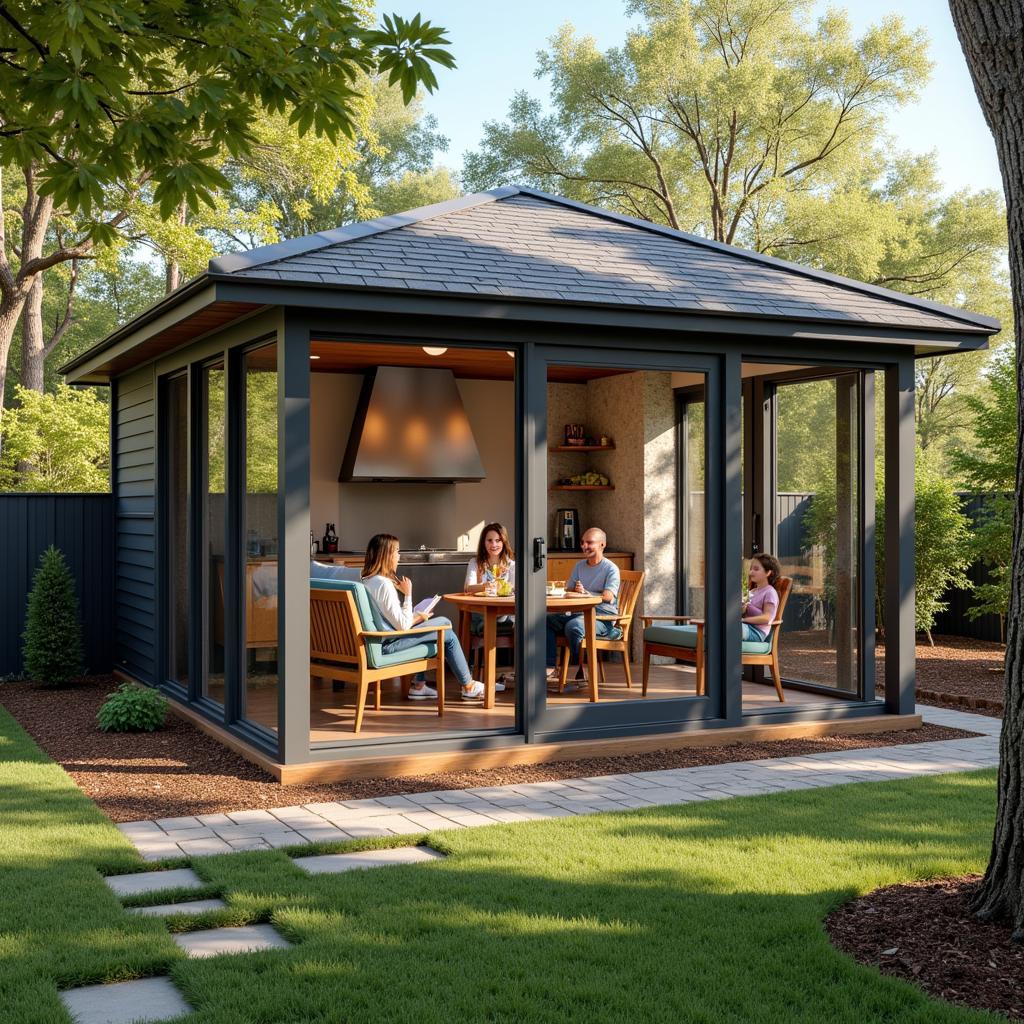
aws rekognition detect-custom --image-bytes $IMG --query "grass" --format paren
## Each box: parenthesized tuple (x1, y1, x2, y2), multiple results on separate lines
(0, 703, 1003, 1024)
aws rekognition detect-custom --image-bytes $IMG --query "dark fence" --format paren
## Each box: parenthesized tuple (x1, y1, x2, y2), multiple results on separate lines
(777, 490, 1004, 644)
(932, 493, 1004, 643)
(0, 493, 114, 677)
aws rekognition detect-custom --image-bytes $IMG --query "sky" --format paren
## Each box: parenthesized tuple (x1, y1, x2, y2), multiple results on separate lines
(394, 0, 1003, 197)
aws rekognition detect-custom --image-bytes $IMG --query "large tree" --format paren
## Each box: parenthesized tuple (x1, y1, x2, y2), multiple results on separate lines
(464, 0, 930, 245)
(0, 1, 453, 424)
(948, 0, 1024, 941)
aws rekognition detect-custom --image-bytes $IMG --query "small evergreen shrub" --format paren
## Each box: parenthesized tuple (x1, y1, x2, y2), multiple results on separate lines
(97, 684, 169, 733)
(22, 545, 84, 686)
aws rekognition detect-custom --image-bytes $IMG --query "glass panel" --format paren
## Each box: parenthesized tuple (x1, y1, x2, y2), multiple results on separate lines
(242, 344, 279, 731)
(307, 341, 519, 742)
(165, 374, 189, 687)
(544, 365, 707, 704)
(203, 362, 226, 706)
(774, 376, 860, 694)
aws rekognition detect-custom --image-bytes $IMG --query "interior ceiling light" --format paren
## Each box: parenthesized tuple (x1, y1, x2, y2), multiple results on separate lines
(310, 354, 321, 360)
(422, 346, 448, 356)
(506, 351, 515, 358)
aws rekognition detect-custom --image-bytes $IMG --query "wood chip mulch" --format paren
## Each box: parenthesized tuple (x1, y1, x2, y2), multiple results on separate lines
(0, 675, 978, 823)
(908, 634, 1006, 718)
(827, 875, 1023, 1020)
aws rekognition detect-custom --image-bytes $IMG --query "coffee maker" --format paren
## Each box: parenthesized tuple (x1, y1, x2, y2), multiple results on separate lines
(555, 508, 580, 551)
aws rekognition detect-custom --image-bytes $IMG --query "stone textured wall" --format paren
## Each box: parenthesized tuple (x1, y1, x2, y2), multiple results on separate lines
(548, 371, 680, 660)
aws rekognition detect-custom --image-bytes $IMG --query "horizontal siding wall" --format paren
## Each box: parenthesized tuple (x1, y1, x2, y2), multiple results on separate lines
(0, 493, 114, 676)
(113, 367, 157, 683)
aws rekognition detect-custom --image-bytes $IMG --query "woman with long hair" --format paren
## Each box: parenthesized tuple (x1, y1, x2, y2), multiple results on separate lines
(464, 523, 515, 593)
(464, 523, 516, 687)
(361, 533, 485, 701)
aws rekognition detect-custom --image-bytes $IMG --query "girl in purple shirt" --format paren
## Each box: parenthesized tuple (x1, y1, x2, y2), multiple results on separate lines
(742, 553, 782, 641)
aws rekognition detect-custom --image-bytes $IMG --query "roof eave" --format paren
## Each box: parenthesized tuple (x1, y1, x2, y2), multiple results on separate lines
(60, 273, 213, 381)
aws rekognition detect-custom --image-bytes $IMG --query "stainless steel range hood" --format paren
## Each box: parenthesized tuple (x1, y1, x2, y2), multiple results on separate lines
(340, 365, 485, 482)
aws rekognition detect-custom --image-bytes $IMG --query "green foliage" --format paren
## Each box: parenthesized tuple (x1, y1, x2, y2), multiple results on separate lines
(465, 1, 930, 246)
(806, 452, 973, 640)
(21, 546, 83, 686)
(0, 384, 109, 491)
(96, 683, 169, 733)
(950, 348, 1017, 626)
(0, 1, 454, 217)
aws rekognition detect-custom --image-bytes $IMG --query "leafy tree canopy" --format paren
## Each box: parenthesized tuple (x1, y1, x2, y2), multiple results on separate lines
(465, 0, 930, 247)
(0, 1, 455, 220)
(0, 382, 109, 491)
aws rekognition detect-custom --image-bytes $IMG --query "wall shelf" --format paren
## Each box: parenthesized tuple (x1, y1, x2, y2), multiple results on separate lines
(551, 484, 615, 491)
(549, 444, 615, 452)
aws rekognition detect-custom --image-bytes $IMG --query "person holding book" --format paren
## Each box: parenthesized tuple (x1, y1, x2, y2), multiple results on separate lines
(361, 533, 485, 701)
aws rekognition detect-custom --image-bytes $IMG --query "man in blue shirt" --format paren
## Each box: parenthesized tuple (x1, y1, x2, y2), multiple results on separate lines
(546, 527, 621, 686)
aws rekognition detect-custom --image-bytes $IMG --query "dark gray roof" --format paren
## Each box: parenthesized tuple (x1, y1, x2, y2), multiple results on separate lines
(209, 186, 997, 336)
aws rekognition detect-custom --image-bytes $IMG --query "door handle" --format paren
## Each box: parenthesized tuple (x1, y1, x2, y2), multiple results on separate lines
(533, 537, 546, 571)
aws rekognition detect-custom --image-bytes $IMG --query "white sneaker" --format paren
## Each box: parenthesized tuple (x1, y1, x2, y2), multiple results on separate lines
(407, 683, 437, 700)
(461, 681, 485, 700)
(494, 679, 506, 692)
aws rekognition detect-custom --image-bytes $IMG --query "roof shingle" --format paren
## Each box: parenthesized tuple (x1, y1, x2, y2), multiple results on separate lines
(215, 189, 996, 335)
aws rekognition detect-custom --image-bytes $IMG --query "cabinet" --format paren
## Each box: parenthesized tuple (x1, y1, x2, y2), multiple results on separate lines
(546, 552, 633, 582)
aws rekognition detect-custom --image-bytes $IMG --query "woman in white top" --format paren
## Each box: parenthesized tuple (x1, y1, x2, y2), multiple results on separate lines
(464, 523, 515, 686)
(361, 533, 484, 701)
(464, 523, 516, 595)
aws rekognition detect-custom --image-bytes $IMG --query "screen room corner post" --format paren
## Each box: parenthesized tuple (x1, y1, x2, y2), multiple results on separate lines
(521, 340, 546, 743)
(884, 357, 915, 715)
(721, 351, 743, 725)
(278, 311, 312, 764)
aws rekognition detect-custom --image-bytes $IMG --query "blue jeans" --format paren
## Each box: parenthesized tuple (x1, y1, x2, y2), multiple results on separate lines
(546, 613, 618, 667)
(741, 623, 768, 642)
(380, 616, 472, 686)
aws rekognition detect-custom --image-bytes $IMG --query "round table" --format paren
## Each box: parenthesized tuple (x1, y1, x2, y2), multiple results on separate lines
(442, 592, 603, 708)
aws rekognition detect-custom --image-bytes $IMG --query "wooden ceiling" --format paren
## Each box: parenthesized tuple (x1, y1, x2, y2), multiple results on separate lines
(308, 340, 630, 382)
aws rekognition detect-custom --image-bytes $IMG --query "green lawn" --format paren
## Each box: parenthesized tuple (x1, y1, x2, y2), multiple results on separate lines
(0, 703, 1002, 1024)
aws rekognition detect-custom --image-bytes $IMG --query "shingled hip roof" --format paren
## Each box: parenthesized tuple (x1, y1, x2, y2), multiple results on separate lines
(209, 186, 998, 336)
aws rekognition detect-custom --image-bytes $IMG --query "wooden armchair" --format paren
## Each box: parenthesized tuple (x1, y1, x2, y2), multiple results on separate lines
(310, 583, 448, 733)
(641, 577, 792, 702)
(555, 570, 645, 692)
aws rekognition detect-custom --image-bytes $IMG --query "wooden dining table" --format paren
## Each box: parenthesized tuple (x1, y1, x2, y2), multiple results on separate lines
(442, 591, 604, 708)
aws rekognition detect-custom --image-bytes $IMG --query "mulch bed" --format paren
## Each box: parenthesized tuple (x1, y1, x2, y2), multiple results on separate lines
(0, 675, 977, 823)
(910, 635, 1006, 718)
(827, 875, 1023, 1020)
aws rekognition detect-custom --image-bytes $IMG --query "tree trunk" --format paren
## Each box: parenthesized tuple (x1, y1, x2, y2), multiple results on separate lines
(164, 199, 188, 294)
(0, 289, 29, 416)
(949, 0, 1024, 941)
(20, 274, 45, 392)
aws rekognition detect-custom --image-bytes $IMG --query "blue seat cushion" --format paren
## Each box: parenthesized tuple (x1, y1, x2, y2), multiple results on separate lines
(311, 561, 361, 582)
(643, 623, 772, 656)
(310, 579, 437, 669)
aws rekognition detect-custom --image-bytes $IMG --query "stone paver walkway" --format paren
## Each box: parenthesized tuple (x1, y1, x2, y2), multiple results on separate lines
(117, 705, 1000, 861)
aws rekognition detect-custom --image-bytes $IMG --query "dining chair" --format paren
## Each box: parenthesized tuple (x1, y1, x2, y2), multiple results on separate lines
(641, 577, 793, 701)
(555, 569, 645, 692)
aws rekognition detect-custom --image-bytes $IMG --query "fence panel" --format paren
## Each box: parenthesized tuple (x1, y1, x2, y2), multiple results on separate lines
(0, 493, 114, 677)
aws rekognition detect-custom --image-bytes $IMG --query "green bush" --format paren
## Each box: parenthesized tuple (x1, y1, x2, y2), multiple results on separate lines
(21, 546, 84, 686)
(96, 684, 168, 733)
(805, 451, 972, 644)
